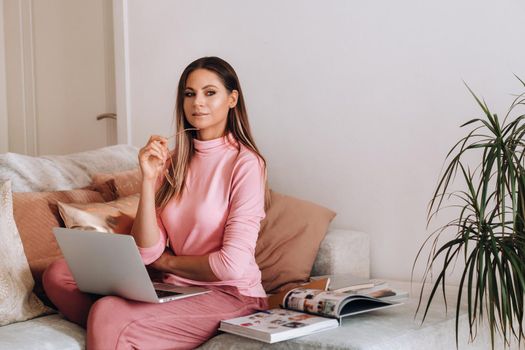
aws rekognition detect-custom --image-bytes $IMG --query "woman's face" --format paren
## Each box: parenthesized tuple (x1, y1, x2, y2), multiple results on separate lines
(183, 69, 238, 141)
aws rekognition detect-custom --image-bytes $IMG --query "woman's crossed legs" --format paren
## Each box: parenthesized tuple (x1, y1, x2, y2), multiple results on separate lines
(43, 259, 267, 350)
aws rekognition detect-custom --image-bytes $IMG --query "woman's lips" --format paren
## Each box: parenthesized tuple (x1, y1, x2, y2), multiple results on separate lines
(192, 113, 208, 117)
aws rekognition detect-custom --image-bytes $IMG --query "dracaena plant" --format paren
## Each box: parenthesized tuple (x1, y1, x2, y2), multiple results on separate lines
(414, 77, 525, 348)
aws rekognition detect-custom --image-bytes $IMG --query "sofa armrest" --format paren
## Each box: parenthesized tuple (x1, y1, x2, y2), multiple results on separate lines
(311, 229, 370, 278)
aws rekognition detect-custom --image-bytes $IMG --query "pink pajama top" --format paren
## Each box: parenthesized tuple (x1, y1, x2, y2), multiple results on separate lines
(137, 133, 267, 298)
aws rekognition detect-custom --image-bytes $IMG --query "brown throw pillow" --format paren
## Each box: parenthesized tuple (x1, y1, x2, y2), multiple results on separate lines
(255, 190, 336, 294)
(91, 168, 142, 199)
(12, 189, 105, 299)
(57, 194, 139, 234)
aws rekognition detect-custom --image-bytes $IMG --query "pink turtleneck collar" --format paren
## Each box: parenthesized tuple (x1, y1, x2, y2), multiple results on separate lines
(193, 133, 238, 155)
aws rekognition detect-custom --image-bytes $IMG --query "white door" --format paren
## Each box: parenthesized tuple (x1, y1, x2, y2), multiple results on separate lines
(3, 0, 116, 155)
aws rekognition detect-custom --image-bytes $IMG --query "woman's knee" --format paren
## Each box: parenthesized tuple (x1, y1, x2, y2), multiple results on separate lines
(42, 258, 71, 290)
(88, 296, 133, 328)
(87, 296, 137, 349)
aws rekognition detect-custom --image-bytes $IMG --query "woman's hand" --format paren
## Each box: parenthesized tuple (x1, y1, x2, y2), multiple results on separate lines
(149, 248, 176, 273)
(149, 249, 219, 281)
(138, 135, 169, 183)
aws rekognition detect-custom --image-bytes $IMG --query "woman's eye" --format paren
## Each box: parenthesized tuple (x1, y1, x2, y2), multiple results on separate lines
(184, 91, 194, 97)
(205, 90, 216, 96)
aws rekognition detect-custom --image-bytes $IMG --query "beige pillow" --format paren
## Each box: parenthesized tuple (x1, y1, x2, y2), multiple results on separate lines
(91, 168, 142, 199)
(255, 190, 336, 293)
(57, 194, 139, 234)
(0, 181, 51, 325)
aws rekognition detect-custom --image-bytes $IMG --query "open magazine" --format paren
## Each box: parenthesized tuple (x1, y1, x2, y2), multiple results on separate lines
(281, 286, 402, 319)
(219, 281, 406, 343)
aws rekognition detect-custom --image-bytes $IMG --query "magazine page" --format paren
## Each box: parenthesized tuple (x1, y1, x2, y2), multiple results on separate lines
(283, 287, 403, 318)
(343, 285, 409, 302)
(336, 286, 408, 318)
(267, 278, 330, 309)
(344, 286, 396, 298)
(283, 288, 350, 318)
(337, 294, 395, 318)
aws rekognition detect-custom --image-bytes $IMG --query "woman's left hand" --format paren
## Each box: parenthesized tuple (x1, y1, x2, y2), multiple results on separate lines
(149, 248, 176, 273)
(148, 249, 218, 281)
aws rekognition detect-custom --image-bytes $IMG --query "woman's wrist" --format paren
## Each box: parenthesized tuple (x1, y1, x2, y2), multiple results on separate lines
(141, 177, 157, 192)
(154, 252, 177, 274)
(164, 254, 177, 273)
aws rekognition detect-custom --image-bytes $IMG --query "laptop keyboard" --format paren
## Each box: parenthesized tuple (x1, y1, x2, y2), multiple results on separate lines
(155, 289, 182, 298)
(153, 282, 180, 291)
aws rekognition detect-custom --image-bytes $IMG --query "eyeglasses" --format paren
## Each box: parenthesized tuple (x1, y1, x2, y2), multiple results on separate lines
(165, 127, 199, 141)
(163, 127, 199, 187)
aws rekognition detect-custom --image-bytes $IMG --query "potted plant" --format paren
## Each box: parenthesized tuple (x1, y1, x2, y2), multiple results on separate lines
(414, 77, 525, 348)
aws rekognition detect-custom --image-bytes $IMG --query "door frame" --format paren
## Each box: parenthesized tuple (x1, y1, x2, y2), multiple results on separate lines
(2, 0, 38, 155)
(113, 0, 131, 146)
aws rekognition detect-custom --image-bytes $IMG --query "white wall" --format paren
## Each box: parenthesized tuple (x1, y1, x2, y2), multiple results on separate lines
(125, 0, 525, 282)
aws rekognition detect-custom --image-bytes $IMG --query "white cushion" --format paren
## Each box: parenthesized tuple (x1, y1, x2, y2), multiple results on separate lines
(312, 229, 370, 278)
(0, 314, 85, 350)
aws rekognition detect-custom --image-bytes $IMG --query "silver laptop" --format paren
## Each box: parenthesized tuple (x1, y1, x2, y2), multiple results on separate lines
(53, 227, 210, 303)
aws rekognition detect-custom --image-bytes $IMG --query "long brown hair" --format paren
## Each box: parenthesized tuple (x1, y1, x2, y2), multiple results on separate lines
(155, 57, 270, 209)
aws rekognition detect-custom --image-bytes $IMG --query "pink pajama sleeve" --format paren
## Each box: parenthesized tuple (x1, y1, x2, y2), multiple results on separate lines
(137, 214, 168, 265)
(208, 158, 265, 281)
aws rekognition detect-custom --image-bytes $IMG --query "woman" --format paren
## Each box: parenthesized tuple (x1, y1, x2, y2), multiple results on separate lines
(43, 56, 269, 349)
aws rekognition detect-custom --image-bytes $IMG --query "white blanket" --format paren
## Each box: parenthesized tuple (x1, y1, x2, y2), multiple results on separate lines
(0, 145, 139, 192)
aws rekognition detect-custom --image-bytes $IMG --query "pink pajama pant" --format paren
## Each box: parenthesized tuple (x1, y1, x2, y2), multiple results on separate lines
(43, 259, 268, 350)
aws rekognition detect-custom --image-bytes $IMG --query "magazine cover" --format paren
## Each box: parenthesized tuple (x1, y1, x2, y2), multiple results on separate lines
(218, 309, 338, 343)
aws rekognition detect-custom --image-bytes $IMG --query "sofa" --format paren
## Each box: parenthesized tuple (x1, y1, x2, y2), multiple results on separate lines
(1, 145, 517, 350)
(0, 144, 370, 350)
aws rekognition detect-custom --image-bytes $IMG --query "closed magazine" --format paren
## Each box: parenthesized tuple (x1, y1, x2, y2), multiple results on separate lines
(219, 309, 338, 344)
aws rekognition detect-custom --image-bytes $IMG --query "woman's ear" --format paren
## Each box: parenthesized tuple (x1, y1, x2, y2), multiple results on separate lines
(229, 90, 239, 108)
